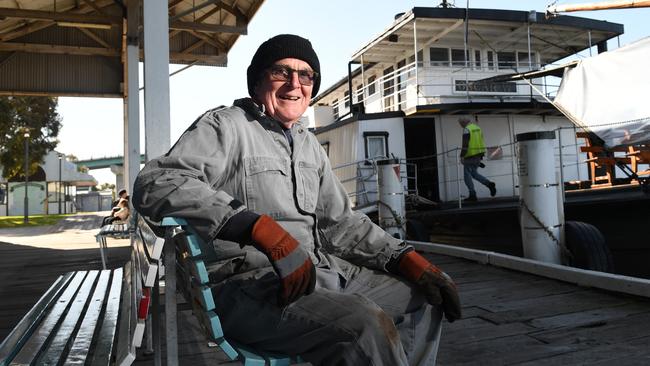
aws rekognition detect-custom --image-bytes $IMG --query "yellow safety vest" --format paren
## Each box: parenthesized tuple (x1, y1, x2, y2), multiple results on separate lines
(465, 123, 486, 158)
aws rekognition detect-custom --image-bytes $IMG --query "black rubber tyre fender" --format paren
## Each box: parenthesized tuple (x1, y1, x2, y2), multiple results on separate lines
(564, 220, 615, 273)
(406, 219, 430, 242)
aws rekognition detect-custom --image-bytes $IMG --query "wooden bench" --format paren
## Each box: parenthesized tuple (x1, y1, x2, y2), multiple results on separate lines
(96, 222, 131, 270)
(0, 216, 163, 366)
(577, 132, 632, 187)
(626, 145, 650, 178)
(155, 217, 300, 366)
(577, 132, 650, 188)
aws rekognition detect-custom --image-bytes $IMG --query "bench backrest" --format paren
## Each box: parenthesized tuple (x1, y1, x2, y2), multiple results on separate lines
(160, 217, 293, 366)
(114, 214, 165, 366)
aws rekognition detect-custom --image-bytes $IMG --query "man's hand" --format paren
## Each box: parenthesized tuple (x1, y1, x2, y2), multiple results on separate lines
(398, 251, 461, 322)
(251, 215, 316, 306)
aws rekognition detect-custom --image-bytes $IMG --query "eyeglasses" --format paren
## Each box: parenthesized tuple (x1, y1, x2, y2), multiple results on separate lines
(267, 65, 318, 86)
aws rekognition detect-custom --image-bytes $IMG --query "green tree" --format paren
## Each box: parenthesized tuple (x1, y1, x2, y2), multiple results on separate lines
(66, 154, 89, 173)
(0, 97, 61, 180)
(99, 183, 116, 191)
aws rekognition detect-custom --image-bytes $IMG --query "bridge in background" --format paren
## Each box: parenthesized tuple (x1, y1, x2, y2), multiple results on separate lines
(77, 155, 146, 170)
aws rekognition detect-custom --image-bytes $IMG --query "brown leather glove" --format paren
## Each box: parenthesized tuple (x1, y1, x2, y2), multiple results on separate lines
(398, 251, 461, 322)
(251, 215, 316, 306)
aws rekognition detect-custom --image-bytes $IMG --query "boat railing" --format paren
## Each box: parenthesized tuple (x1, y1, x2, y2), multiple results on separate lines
(329, 123, 649, 211)
(331, 156, 419, 208)
(329, 61, 563, 118)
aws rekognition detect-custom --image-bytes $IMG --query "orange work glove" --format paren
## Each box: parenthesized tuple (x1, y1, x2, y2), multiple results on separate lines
(251, 215, 316, 306)
(398, 251, 461, 322)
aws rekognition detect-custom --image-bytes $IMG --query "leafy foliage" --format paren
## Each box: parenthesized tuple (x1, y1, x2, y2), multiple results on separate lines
(0, 97, 61, 180)
(99, 183, 116, 191)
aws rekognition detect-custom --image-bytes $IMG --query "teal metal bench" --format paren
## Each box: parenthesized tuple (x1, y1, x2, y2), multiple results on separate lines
(159, 217, 301, 366)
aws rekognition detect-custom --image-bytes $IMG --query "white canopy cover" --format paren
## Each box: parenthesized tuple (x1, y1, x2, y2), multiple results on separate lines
(554, 36, 650, 147)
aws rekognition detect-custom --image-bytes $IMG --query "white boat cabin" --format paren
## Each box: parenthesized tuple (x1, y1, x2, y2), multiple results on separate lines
(306, 7, 623, 205)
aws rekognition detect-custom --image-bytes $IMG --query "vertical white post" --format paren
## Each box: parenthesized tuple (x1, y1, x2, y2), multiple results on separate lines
(143, 0, 171, 161)
(516, 131, 562, 264)
(413, 19, 419, 106)
(377, 158, 406, 239)
(124, 0, 141, 194)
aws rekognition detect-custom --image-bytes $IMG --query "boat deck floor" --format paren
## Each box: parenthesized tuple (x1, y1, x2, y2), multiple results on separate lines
(1, 214, 650, 365)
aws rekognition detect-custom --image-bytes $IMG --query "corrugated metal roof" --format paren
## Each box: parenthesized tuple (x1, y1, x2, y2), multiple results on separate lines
(0, 0, 265, 96)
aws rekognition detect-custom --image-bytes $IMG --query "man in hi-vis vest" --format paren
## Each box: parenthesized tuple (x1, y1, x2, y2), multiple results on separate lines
(458, 116, 496, 202)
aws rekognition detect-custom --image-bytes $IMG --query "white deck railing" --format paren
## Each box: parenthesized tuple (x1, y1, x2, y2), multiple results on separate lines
(330, 62, 562, 118)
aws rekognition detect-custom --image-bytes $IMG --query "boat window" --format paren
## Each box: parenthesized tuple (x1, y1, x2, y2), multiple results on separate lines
(355, 84, 364, 103)
(332, 98, 339, 119)
(408, 49, 424, 68)
(474, 50, 482, 69)
(451, 49, 469, 67)
(408, 50, 423, 78)
(487, 51, 495, 70)
(517, 51, 537, 69)
(344, 90, 350, 108)
(429, 47, 449, 67)
(320, 141, 330, 157)
(497, 51, 516, 70)
(397, 59, 407, 91)
(368, 75, 377, 95)
(363, 131, 389, 160)
(383, 66, 395, 111)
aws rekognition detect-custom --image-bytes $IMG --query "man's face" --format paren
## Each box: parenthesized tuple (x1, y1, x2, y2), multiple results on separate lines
(254, 58, 314, 128)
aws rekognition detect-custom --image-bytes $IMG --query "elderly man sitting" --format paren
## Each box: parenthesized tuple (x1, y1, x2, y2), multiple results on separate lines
(133, 34, 460, 366)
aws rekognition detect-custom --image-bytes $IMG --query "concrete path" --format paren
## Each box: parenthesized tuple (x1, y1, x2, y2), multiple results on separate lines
(0, 211, 130, 250)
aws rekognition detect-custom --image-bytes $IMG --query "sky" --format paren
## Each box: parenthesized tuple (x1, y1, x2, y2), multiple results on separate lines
(55, 0, 650, 185)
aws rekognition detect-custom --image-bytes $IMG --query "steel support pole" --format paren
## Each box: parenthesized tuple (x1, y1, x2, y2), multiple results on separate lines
(125, 0, 141, 194)
(58, 155, 62, 214)
(143, 0, 171, 162)
(23, 132, 29, 224)
(163, 230, 178, 366)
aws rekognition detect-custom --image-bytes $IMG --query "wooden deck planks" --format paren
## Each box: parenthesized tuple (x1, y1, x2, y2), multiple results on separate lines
(429, 253, 650, 365)
(2, 232, 650, 365)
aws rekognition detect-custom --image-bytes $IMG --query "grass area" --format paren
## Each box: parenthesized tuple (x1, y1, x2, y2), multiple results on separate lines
(0, 214, 74, 228)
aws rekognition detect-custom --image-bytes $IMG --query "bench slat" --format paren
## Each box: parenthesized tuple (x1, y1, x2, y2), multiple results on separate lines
(130, 251, 146, 348)
(237, 346, 266, 366)
(161, 217, 188, 226)
(197, 309, 224, 340)
(10, 271, 88, 364)
(64, 270, 112, 365)
(138, 217, 165, 261)
(115, 264, 135, 366)
(38, 270, 100, 365)
(267, 357, 292, 366)
(217, 338, 240, 361)
(0, 272, 74, 366)
(135, 233, 158, 288)
(90, 268, 123, 366)
(187, 258, 210, 285)
(194, 283, 215, 311)
(184, 234, 203, 258)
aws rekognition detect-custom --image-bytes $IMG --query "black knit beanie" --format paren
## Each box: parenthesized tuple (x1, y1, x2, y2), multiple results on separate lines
(247, 34, 321, 98)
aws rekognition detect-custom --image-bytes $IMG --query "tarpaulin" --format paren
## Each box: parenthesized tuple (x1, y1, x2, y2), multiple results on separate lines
(554, 36, 650, 147)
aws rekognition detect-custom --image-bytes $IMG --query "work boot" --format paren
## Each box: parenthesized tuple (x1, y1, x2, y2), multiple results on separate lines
(463, 193, 477, 202)
(488, 182, 497, 197)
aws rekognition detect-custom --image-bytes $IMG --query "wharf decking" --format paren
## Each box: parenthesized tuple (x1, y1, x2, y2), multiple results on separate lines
(1, 214, 650, 365)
